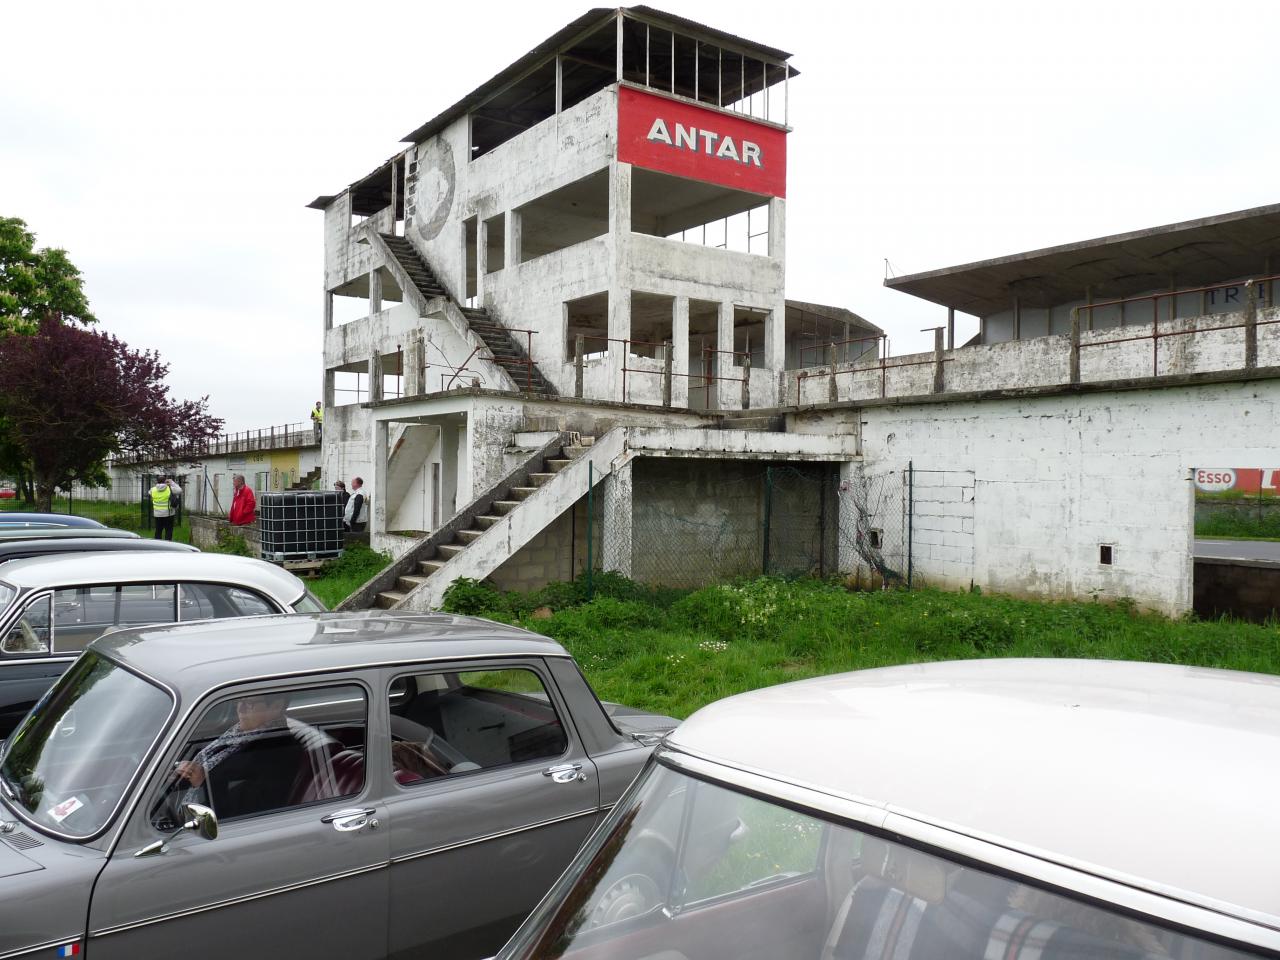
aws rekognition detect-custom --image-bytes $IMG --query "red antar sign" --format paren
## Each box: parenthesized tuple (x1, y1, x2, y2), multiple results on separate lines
(617, 86, 787, 198)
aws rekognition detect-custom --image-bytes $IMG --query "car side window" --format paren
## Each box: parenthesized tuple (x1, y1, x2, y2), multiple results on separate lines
(48, 583, 178, 654)
(116, 584, 177, 625)
(151, 683, 367, 828)
(388, 667, 569, 786)
(179, 582, 277, 621)
(1, 595, 52, 655)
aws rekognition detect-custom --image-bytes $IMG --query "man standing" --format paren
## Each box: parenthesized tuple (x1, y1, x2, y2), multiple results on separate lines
(229, 473, 256, 526)
(150, 475, 176, 541)
(310, 401, 323, 444)
(343, 476, 368, 532)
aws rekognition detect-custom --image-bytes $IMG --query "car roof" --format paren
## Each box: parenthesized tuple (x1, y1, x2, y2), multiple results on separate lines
(0, 551, 305, 601)
(667, 659, 1280, 933)
(0, 512, 105, 528)
(91, 610, 568, 695)
(0, 537, 197, 561)
(0, 527, 140, 543)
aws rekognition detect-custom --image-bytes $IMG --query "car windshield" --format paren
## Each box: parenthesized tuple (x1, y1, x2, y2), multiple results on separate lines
(0, 652, 172, 839)
(292, 590, 327, 613)
(0, 581, 14, 612)
(500, 762, 1259, 960)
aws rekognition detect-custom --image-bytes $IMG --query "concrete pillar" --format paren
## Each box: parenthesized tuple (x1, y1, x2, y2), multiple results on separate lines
(767, 196, 786, 260)
(608, 289, 631, 402)
(371, 419, 389, 538)
(717, 301, 734, 410)
(477, 218, 489, 300)
(506, 209, 522, 270)
(836, 461, 861, 576)
(601, 458, 633, 577)
(931, 328, 944, 393)
(439, 423, 460, 522)
(1069, 309, 1081, 384)
(324, 291, 334, 332)
(369, 269, 383, 316)
(610, 161, 632, 238)
(672, 296, 690, 407)
(1245, 285, 1258, 370)
(368, 355, 382, 403)
(323, 369, 336, 409)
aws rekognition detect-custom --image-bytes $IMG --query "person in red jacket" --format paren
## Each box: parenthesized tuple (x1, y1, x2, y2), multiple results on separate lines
(229, 473, 256, 526)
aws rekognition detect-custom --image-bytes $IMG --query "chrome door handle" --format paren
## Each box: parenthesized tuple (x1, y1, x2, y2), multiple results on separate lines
(321, 807, 378, 832)
(543, 762, 586, 784)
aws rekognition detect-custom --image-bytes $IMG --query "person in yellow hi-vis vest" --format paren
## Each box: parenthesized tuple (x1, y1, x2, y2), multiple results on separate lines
(150, 475, 176, 541)
(310, 401, 323, 443)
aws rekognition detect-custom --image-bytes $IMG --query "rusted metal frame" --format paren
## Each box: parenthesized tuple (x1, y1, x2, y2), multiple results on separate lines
(795, 356, 954, 406)
(1083, 273, 1280, 313)
(797, 333, 886, 368)
(444, 345, 485, 391)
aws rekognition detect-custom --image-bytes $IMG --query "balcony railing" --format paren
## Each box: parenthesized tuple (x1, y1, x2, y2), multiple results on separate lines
(112, 422, 317, 465)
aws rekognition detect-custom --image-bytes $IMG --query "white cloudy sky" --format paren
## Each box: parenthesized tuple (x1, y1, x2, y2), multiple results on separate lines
(3, 1, 1277, 430)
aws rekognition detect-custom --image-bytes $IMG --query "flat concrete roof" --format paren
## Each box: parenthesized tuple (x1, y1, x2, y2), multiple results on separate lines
(885, 202, 1280, 317)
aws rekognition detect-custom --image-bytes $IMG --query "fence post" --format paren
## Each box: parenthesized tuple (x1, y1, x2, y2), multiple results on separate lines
(586, 460, 594, 600)
(741, 354, 751, 409)
(662, 342, 672, 408)
(575, 335, 585, 399)
(907, 461, 914, 589)
(1245, 283, 1258, 370)
(931, 327, 944, 393)
(762, 466, 773, 575)
(1070, 307, 1081, 385)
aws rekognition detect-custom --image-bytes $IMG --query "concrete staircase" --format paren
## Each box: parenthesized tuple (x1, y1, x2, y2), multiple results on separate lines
(288, 466, 322, 490)
(379, 234, 555, 396)
(371, 433, 599, 609)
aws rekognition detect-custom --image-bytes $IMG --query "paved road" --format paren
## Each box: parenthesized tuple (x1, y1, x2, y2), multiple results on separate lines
(1195, 539, 1280, 562)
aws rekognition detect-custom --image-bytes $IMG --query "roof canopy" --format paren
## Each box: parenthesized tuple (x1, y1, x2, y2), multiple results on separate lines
(885, 203, 1280, 316)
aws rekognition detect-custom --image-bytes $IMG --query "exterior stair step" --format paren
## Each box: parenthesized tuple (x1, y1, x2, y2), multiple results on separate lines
(376, 590, 405, 608)
(396, 575, 429, 593)
(529, 472, 555, 487)
(562, 445, 592, 459)
(474, 515, 503, 529)
(510, 486, 537, 500)
(418, 560, 446, 576)
(545, 458, 572, 473)
(456, 529, 485, 544)
(437, 543, 468, 560)
(493, 500, 521, 514)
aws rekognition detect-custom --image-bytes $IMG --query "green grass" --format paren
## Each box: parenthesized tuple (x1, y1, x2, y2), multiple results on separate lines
(308, 544, 393, 609)
(442, 575, 1280, 719)
(0, 497, 193, 544)
(1195, 508, 1280, 540)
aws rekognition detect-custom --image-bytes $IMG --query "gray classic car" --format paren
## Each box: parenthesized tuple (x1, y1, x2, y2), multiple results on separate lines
(0, 552, 323, 738)
(0, 611, 676, 960)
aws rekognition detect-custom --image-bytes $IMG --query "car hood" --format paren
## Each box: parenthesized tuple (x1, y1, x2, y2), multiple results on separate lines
(0, 836, 42, 878)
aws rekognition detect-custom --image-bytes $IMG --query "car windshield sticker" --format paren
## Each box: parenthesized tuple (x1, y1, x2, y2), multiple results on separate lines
(46, 796, 83, 824)
(56, 944, 81, 957)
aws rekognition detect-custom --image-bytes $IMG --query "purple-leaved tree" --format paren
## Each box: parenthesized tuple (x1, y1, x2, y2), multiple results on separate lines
(0, 316, 223, 511)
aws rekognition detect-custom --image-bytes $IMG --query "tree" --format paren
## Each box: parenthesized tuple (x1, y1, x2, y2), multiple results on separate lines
(0, 217, 95, 333)
(0, 317, 223, 511)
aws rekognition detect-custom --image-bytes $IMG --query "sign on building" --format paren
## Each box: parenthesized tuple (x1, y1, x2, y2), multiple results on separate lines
(617, 86, 787, 198)
(1193, 468, 1280, 493)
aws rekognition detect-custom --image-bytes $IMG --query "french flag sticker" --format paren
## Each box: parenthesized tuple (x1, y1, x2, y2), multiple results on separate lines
(56, 944, 80, 957)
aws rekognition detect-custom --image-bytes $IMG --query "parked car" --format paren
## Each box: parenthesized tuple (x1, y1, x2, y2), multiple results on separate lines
(498, 659, 1280, 960)
(0, 512, 105, 529)
(0, 552, 324, 737)
(0, 610, 676, 959)
(0, 529, 199, 563)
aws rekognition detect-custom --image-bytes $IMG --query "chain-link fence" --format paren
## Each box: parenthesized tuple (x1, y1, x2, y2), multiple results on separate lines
(577, 459, 914, 591)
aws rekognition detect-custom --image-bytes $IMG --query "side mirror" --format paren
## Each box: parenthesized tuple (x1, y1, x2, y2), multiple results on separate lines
(135, 803, 219, 858)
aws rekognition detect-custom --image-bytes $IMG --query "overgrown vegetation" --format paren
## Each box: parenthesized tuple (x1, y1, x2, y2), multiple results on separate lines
(1195, 504, 1280, 540)
(308, 544, 393, 609)
(441, 575, 1280, 719)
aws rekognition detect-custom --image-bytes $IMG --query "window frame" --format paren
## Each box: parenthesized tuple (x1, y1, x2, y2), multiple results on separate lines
(148, 677, 373, 829)
(0, 591, 54, 658)
(176, 581, 282, 622)
(385, 658, 574, 791)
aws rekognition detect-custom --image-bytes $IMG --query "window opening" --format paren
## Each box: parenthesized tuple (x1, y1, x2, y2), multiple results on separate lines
(518, 169, 609, 263)
(566, 292, 610, 361)
(2, 594, 51, 655)
(484, 214, 505, 273)
(629, 292, 674, 359)
(334, 369, 369, 407)
(387, 667, 568, 785)
(463, 216, 478, 305)
(733, 307, 769, 368)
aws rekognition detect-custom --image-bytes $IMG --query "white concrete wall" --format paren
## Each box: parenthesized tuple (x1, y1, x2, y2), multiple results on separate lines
(857, 378, 1280, 615)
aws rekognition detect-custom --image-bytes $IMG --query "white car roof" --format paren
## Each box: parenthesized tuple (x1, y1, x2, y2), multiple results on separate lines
(0, 551, 307, 604)
(666, 658, 1280, 933)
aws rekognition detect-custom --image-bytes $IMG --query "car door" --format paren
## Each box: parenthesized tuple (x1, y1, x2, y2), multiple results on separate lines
(87, 675, 390, 960)
(0, 593, 65, 738)
(382, 658, 602, 959)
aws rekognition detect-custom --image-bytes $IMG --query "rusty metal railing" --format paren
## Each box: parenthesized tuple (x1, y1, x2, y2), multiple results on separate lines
(575, 335, 750, 406)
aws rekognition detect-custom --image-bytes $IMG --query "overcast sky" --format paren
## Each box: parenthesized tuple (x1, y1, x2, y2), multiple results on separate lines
(4, 1, 1277, 431)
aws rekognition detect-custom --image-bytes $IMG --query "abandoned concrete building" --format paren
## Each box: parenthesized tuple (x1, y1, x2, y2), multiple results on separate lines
(307, 6, 1279, 617)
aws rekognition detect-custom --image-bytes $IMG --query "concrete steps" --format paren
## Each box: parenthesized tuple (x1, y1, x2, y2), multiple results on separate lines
(369, 434, 608, 610)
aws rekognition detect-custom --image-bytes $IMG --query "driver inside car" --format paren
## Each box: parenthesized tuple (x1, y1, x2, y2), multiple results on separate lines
(171, 693, 338, 820)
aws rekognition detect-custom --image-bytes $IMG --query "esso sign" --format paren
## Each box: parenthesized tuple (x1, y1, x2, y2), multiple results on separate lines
(1194, 468, 1237, 492)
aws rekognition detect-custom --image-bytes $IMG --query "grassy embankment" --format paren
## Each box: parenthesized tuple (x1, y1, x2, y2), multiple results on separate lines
(1195, 490, 1280, 540)
(440, 575, 1280, 719)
